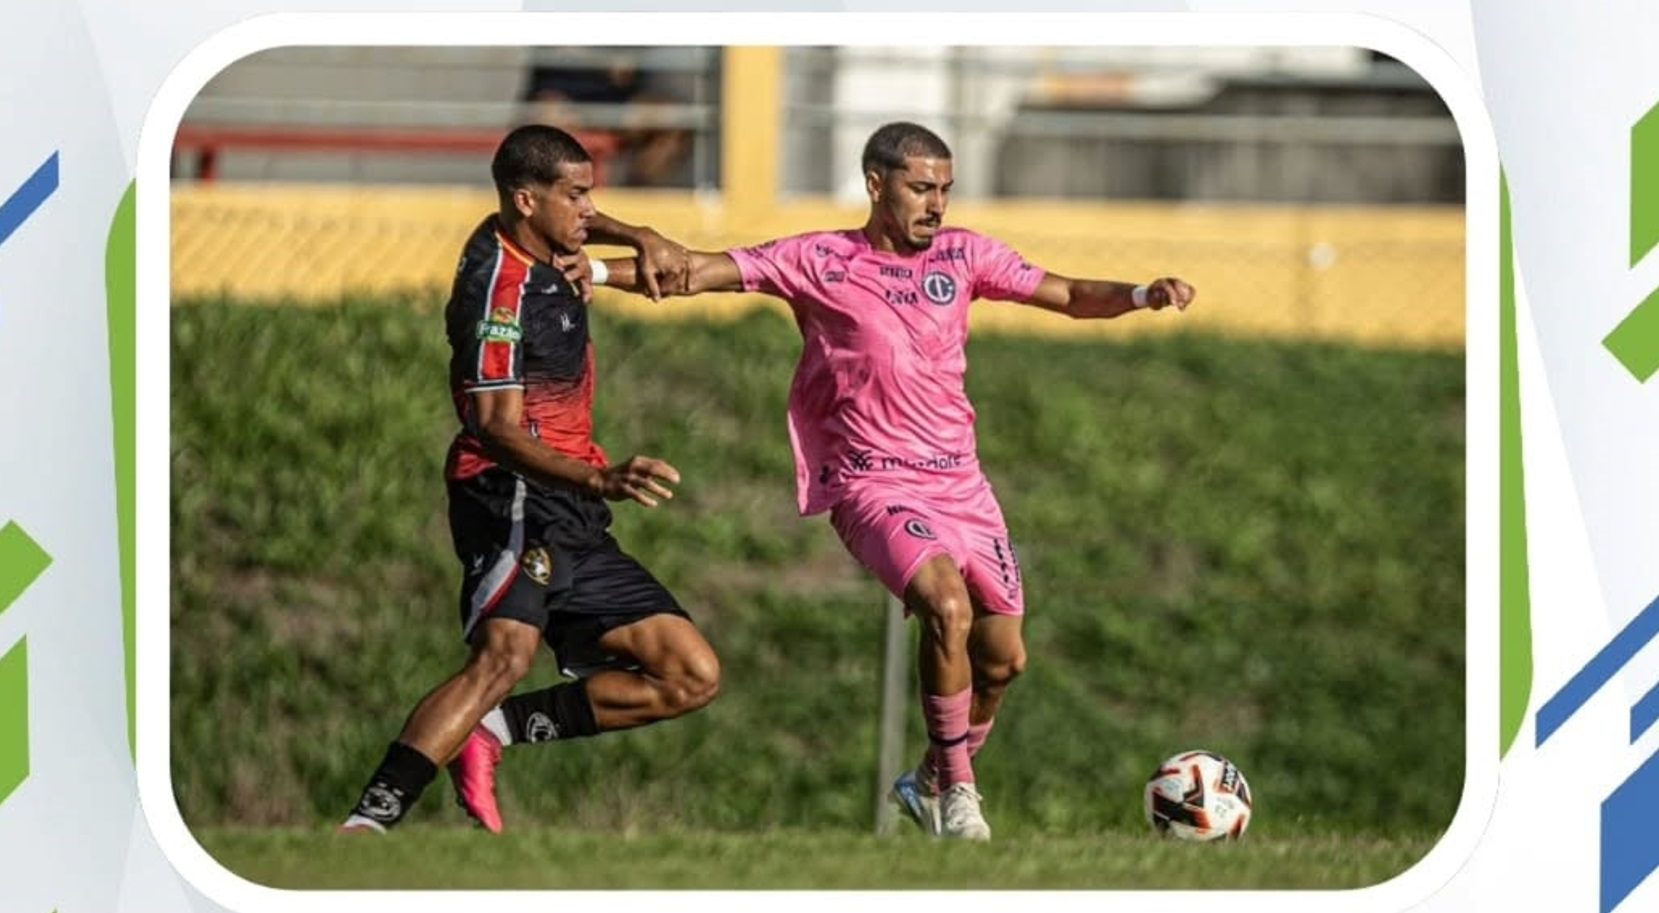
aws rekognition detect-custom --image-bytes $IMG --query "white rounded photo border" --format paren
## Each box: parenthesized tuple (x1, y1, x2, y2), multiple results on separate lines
(136, 11, 1499, 913)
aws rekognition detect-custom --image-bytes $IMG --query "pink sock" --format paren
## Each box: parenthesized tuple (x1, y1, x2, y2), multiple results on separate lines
(922, 690, 974, 787)
(924, 718, 994, 785)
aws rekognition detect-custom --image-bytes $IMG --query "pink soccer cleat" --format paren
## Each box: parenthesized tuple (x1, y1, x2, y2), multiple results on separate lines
(448, 725, 505, 833)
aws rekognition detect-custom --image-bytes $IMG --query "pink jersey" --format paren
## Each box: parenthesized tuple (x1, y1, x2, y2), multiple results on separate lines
(728, 227, 1044, 515)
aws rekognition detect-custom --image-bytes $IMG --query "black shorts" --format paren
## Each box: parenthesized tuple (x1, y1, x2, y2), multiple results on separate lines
(449, 469, 688, 677)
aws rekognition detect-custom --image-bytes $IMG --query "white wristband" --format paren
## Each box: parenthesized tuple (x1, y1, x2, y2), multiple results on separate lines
(1131, 284, 1150, 309)
(589, 258, 609, 287)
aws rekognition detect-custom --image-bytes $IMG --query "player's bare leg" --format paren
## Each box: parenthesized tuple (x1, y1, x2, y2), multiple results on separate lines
(343, 618, 541, 833)
(901, 555, 989, 840)
(453, 613, 719, 830)
(586, 613, 721, 727)
(968, 610, 1026, 742)
(895, 601, 1023, 839)
(483, 613, 720, 736)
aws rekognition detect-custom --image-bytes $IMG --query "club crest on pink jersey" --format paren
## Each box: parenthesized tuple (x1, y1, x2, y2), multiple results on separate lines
(922, 271, 957, 306)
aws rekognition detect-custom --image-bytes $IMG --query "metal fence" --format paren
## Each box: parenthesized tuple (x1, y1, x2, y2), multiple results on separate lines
(178, 45, 1461, 206)
(179, 46, 722, 188)
(782, 47, 1461, 203)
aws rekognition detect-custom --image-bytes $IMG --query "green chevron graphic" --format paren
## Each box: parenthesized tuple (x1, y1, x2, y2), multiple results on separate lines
(0, 522, 49, 807)
(1608, 100, 1659, 381)
(1606, 288, 1659, 382)
(0, 641, 27, 806)
(0, 522, 50, 614)
(1632, 98, 1659, 268)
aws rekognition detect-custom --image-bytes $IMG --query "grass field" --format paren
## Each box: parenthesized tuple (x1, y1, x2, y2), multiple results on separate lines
(197, 825, 1443, 889)
(171, 293, 1464, 889)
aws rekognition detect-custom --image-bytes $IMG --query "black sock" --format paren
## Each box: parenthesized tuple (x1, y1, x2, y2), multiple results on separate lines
(347, 741, 438, 829)
(501, 680, 601, 743)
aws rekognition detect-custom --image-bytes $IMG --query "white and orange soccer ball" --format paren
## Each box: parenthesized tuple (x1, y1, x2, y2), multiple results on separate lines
(1143, 750, 1254, 841)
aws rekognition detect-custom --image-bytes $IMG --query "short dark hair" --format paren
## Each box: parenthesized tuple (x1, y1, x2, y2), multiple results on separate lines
(491, 124, 592, 197)
(861, 122, 952, 176)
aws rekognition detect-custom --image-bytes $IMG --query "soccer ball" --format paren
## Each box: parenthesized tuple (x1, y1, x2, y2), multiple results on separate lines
(1143, 750, 1254, 841)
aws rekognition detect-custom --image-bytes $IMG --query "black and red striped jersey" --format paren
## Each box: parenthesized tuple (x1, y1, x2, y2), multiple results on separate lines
(444, 215, 608, 482)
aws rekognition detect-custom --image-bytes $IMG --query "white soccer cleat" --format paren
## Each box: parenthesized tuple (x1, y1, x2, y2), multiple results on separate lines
(939, 782, 992, 842)
(889, 765, 941, 836)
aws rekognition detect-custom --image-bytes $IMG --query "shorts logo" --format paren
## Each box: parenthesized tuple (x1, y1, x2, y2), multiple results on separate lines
(922, 271, 957, 306)
(525, 712, 558, 743)
(521, 547, 553, 586)
(477, 306, 523, 343)
(904, 518, 938, 540)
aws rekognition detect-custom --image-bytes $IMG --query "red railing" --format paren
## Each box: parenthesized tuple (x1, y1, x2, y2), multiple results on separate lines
(172, 125, 622, 185)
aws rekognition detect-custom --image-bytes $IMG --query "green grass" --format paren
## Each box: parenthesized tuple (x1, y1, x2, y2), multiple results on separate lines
(198, 825, 1442, 890)
(171, 293, 1464, 884)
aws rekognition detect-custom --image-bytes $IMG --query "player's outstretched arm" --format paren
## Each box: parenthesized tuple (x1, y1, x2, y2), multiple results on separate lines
(586, 211, 689, 300)
(1018, 273, 1196, 319)
(597, 250, 746, 297)
(471, 387, 680, 508)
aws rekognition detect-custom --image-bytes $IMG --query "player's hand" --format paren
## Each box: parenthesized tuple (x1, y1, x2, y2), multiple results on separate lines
(594, 455, 681, 507)
(553, 252, 594, 303)
(1146, 277, 1196, 311)
(633, 228, 690, 301)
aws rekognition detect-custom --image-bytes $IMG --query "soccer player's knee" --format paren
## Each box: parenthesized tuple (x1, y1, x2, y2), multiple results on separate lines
(667, 653, 721, 715)
(473, 644, 534, 696)
(991, 648, 1028, 687)
(974, 640, 1026, 693)
(925, 592, 974, 644)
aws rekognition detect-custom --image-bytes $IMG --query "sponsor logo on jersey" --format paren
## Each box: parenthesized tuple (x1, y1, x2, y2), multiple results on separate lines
(476, 306, 524, 343)
(922, 271, 958, 306)
(878, 452, 965, 472)
(884, 504, 917, 517)
(885, 288, 919, 306)
(879, 265, 913, 279)
(823, 271, 846, 283)
(928, 247, 968, 263)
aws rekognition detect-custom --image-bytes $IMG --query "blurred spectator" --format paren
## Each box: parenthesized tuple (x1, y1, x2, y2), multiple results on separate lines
(523, 52, 695, 188)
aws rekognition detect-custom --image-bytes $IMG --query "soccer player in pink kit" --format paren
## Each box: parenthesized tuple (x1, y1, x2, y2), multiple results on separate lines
(604, 122, 1195, 840)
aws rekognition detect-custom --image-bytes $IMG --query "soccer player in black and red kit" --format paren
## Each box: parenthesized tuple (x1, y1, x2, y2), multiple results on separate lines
(343, 125, 718, 834)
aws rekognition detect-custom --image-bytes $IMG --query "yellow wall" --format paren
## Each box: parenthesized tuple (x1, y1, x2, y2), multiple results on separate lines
(171, 184, 1464, 350)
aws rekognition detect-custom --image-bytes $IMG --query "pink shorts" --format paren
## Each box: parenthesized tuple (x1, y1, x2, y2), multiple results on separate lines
(828, 477, 1024, 616)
